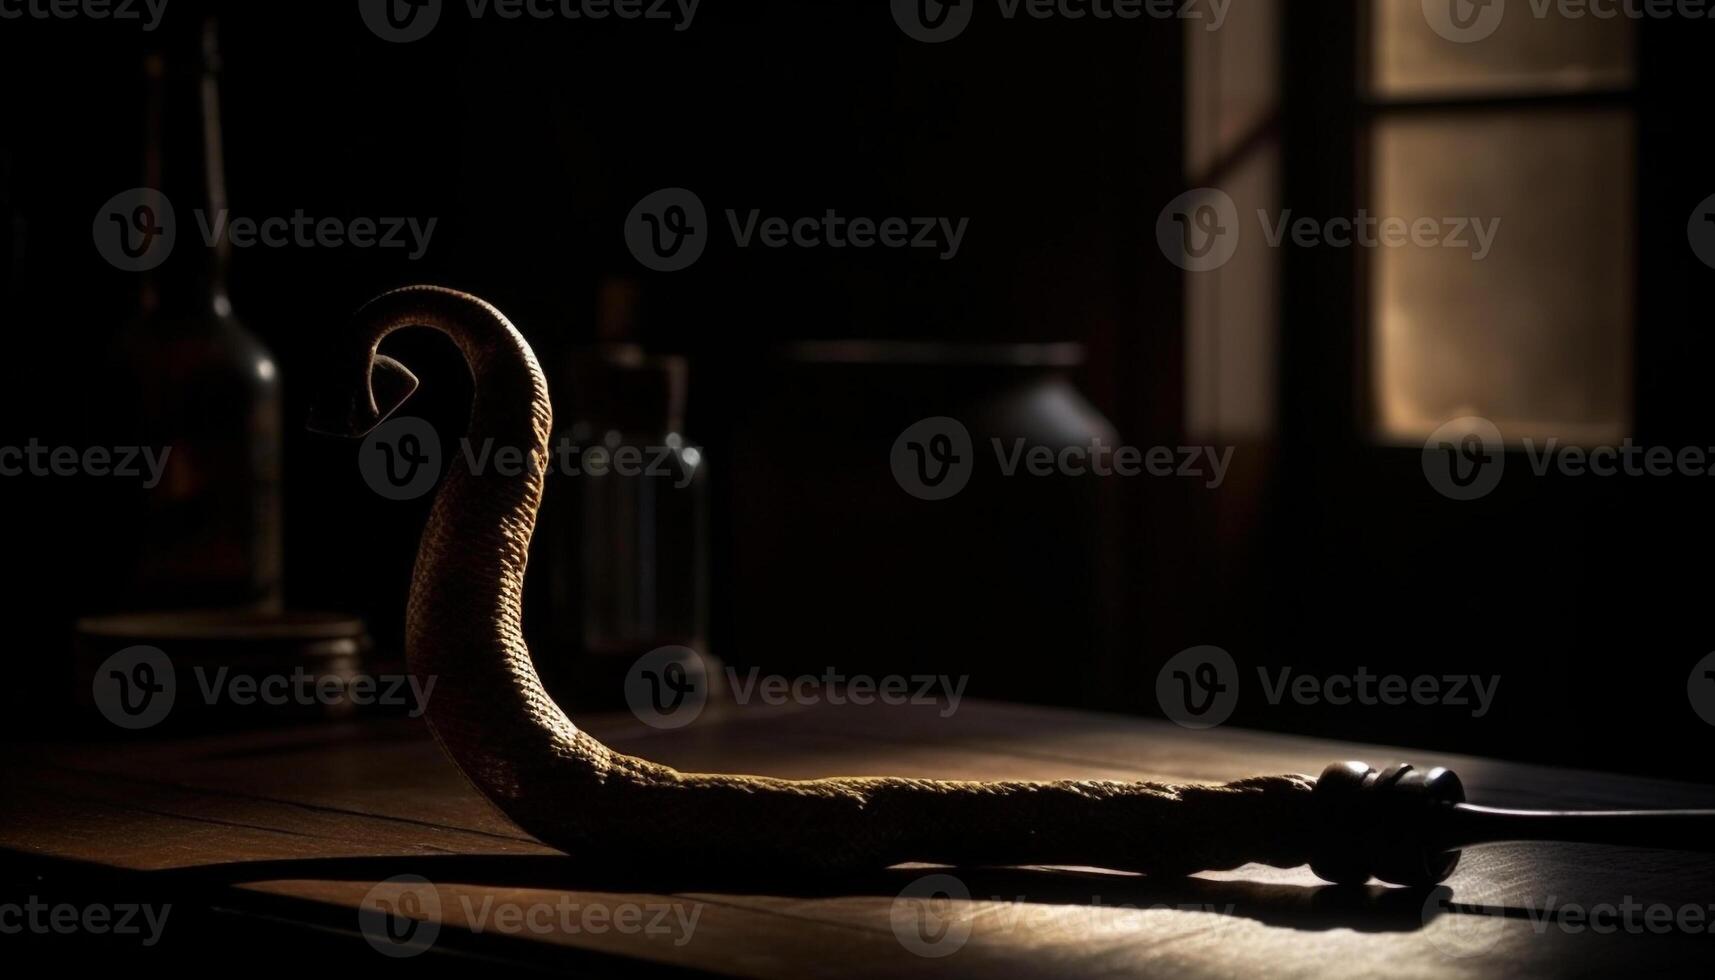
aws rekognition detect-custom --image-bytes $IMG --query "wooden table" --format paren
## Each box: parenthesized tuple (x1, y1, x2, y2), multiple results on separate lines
(3, 699, 1713, 976)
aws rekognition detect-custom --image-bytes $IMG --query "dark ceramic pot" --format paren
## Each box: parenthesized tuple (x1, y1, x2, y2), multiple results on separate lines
(728, 342, 1120, 707)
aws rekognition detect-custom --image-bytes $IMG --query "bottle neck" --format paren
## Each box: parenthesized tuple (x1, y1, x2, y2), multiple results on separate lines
(141, 19, 230, 319)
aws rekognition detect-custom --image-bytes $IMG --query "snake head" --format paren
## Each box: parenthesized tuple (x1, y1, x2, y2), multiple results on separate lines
(307, 352, 419, 439)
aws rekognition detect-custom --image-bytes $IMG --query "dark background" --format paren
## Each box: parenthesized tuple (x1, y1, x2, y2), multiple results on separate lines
(2, 0, 1713, 780)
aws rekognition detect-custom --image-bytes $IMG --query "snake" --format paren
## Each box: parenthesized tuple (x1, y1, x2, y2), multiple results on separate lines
(311, 285, 1316, 876)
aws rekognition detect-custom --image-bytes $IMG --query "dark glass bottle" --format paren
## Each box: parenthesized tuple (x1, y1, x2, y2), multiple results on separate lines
(538, 279, 711, 709)
(108, 18, 282, 612)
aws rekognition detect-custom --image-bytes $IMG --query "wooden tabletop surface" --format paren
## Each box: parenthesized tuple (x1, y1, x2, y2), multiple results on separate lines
(3, 699, 1713, 976)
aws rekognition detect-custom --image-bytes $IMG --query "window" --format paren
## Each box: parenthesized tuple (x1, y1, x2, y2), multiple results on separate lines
(1365, 3, 1635, 445)
(1184, 0, 1279, 441)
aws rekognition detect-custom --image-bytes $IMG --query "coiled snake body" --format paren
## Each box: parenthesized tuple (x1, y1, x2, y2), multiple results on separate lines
(312, 285, 1316, 876)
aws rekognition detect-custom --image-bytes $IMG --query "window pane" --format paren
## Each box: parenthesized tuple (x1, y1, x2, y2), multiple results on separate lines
(1371, 1, 1633, 98)
(1187, 143, 1278, 441)
(1187, 0, 1278, 180)
(1371, 110, 1633, 445)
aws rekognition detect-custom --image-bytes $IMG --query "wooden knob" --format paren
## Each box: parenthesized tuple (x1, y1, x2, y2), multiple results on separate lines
(1310, 762, 1466, 887)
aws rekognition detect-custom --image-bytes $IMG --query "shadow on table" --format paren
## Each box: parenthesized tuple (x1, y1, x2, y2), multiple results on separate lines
(147, 854, 1482, 934)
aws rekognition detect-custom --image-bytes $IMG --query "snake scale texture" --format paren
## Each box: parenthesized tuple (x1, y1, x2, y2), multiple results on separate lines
(311, 285, 1317, 876)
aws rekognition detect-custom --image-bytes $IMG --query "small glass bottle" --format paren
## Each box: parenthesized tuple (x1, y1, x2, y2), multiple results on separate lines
(107, 17, 283, 612)
(573, 348, 707, 660)
(546, 280, 710, 706)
